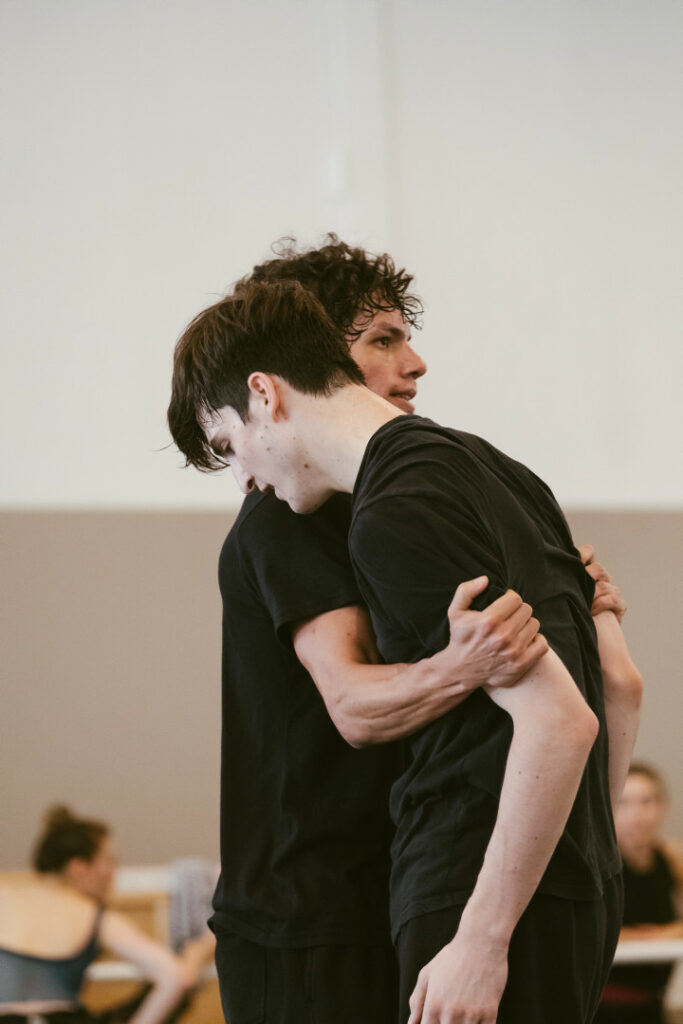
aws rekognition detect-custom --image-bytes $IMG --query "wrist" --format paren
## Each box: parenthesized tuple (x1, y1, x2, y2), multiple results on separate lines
(458, 895, 515, 948)
(425, 646, 471, 695)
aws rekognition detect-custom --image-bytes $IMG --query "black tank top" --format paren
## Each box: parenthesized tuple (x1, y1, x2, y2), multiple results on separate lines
(0, 905, 102, 1004)
(608, 848, 677, 995)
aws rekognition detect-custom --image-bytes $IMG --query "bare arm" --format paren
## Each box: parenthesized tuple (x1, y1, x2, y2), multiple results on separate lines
(408, 649, 598, 1024)
(578, 545, 643, 810)
(178, 930, 215, 976)
(99, 911, 195, 1024)
(293, 577, 548, 747)
(594, 611, 642, 811)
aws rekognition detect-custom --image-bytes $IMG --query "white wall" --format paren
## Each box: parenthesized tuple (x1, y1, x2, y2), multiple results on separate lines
(2, 0, 681, 509)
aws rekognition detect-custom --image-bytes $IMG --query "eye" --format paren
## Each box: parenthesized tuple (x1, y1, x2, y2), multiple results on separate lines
(213, 443, 233, 465)
(373, 336, 391, 349)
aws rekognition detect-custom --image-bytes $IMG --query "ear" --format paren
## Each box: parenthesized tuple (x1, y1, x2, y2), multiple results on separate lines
(246, 372, 285, 421)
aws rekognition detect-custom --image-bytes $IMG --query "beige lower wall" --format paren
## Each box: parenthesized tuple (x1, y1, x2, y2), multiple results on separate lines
(1, 509, 682, 869)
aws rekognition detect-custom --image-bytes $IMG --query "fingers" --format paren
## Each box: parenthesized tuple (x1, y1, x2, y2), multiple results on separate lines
(448, 576, 489, 613)
(515, 632, 549, 672)
(501, 598, 534, 635)
(577, 543, 595, 566)
(408, 973, 428, 1024)
(481, 588, 524, 623)
(489, 598, 539, 652)
(592, 581, 627, 621)
(584, 559, 611, 583)
(514, 615, 541, 649)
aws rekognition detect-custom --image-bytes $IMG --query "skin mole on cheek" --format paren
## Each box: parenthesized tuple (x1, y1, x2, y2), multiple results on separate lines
(304, 463, 310, 469)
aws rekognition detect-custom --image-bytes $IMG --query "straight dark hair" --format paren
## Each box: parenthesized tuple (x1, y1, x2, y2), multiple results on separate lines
(33, 805, 109, 873)
(168, 279, 365, 471)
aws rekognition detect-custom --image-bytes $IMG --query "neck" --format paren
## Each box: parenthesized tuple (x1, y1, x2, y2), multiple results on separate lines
(297, 384, 403, 495)
(619, 838, 657, 870)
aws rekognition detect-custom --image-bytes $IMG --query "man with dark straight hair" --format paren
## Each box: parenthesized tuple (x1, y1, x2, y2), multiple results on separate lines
(168, 271, 641, 1024)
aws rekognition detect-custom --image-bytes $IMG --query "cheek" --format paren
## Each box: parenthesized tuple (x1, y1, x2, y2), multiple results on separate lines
(361, 360, 394, 398)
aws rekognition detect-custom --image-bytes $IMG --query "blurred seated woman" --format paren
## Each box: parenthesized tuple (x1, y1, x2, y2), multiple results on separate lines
(0, 806, 197, 1024)
(597, 763, 683, 1024)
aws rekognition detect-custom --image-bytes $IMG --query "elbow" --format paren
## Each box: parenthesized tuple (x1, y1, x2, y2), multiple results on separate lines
(625, 666, 644, 711)
(581, 704, 600, 752)
(325, 692, 376, 748)
(554, 697, 599, 759)
(611, 665, 643, 711)
(334, 712, 372, 749)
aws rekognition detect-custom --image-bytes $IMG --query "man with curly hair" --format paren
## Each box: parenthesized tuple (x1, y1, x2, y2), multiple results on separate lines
(169, 238, 556, 1023)
(168, 264, 641, 1024)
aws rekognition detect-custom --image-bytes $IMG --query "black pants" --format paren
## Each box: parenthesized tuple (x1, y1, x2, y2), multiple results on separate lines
(213, 929, 398, 1024)
(397, 873, 623, 1024)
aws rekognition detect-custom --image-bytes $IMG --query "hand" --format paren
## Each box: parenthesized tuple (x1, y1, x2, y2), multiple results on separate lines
(442, 578, 548, 691)
(592, 580, 627, 621)
(577, 544, 627, 622)
(408, 929, 508, 1024)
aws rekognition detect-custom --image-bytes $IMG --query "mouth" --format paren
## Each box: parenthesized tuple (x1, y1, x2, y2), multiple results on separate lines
(389, 389, 417, 413)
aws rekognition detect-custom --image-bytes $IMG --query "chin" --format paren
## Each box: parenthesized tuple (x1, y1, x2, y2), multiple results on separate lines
(390, 396, 415, 414)
(290, 491, 332, 515)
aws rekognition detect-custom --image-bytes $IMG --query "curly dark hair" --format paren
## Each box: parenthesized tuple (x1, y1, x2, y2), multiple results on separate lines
(235, 234, 423, 342)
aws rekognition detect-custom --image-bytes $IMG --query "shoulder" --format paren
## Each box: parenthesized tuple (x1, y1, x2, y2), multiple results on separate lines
(223, 492, 352, 590)
(220, 492, 357, 629)
(364, 415, 475, 462)
(660, 839, 683, 885)
(233, 491, 350, 553)
(358, 416, 497, 498)
(353, 418, 497, 535)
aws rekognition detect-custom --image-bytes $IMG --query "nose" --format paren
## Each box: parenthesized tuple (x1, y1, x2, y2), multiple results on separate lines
(403, 343, 427, 379)
(231, 463, 256, 494)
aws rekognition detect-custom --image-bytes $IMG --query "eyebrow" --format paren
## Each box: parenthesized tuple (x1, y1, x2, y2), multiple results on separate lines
(367, 322, 411, 340)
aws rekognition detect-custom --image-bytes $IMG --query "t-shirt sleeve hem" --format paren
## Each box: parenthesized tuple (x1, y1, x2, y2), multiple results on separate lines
(273, 590, 363, 648)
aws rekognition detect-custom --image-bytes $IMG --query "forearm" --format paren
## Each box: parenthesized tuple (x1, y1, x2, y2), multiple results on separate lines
(128, 975, 188, 1024)
(594, 610, 643, 811)
(458, 652, 598, 945)
(294, 595, 547, 748)
(309, 648, 472, 748)
(100, 911, 193, 1024)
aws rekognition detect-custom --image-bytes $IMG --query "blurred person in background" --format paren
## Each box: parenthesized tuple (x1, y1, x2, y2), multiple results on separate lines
(597, 763, 683, 1024)
(0, 806, 208, 1024)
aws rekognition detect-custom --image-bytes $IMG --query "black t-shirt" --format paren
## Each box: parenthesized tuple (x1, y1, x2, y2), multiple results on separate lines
(607, 848, 677, 995)
(211, 490, 397, 947)
(349, 416, 620, 938)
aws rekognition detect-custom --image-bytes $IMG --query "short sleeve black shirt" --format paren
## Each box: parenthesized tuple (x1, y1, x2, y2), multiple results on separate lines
(211, 490, 397, 947)
(349, 416, 620, 938)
